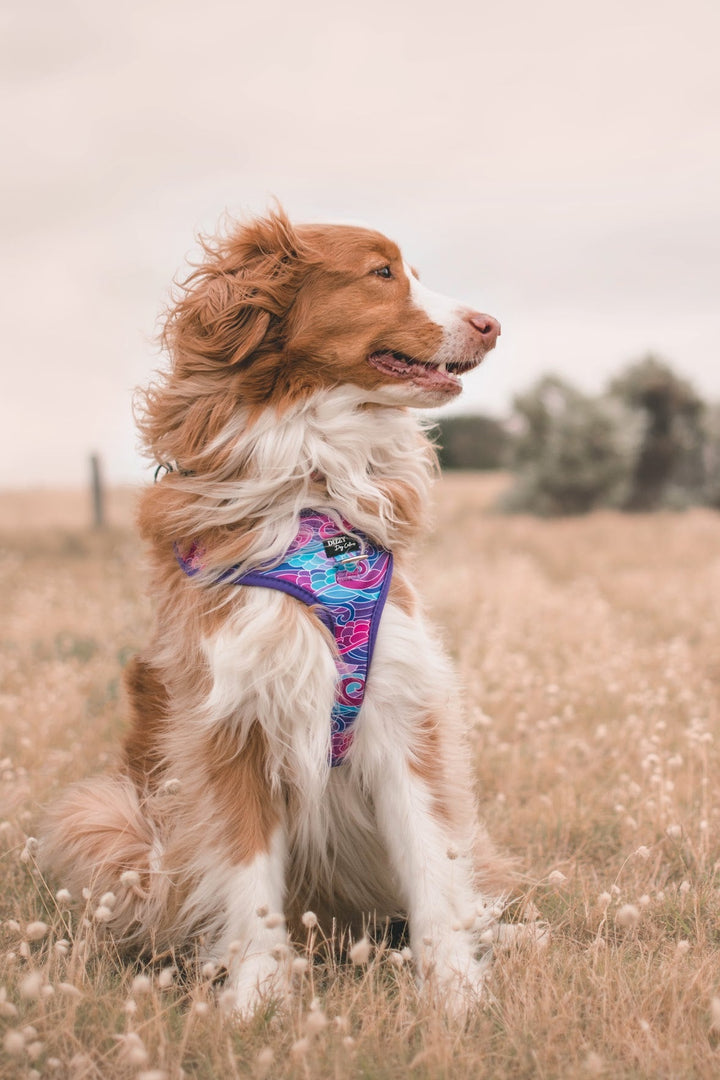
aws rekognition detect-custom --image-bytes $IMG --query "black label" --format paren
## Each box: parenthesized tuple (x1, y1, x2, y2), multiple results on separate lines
(322, 534, 361, 558)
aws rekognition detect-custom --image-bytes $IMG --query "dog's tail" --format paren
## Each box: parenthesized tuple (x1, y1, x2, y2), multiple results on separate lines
(39, 775, 166, 942)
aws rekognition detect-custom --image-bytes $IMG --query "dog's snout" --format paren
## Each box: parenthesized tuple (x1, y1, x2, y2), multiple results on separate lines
(468, 313, 501, 345)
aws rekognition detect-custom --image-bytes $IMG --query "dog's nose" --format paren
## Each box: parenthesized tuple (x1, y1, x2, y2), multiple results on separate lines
(468, 313, 501, 345)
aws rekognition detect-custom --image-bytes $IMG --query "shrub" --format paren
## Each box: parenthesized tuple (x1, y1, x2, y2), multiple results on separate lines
(502, 376, 640, 515)
(702, 404, 720, 508)
(434, 414, 510, 470)
(608, 356, 705, 510)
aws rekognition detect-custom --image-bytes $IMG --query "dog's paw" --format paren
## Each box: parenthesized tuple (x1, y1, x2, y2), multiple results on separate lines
(224, 954, 290, 1022)
(416, 936, 493, 1021)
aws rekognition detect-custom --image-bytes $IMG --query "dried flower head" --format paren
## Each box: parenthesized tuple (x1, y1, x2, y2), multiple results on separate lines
(291, 1037, 310, 1058)
(131, 974, 152, 995)
(615, 904, 641, 928)
(3, 1030, 25, 1056)
(710, 997, 720, 1032)
(256, 1047, 274, 1077)
(19, 972, 44, 999)
(0, 988, 18, 1019)
(25, 921, 48, 941)
(583, 1051, 604, 1075)
(349, 937, 371, 965)
(305, 1008, 327, 1036)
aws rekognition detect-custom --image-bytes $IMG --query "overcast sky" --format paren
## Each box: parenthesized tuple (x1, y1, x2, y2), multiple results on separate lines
(2, 0, 719, 486)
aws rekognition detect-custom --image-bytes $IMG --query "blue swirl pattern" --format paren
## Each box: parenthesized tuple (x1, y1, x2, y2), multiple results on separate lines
(176, 511, 394, 765)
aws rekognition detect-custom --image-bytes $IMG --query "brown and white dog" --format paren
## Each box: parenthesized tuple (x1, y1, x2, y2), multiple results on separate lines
(41, 209, 508, 1017)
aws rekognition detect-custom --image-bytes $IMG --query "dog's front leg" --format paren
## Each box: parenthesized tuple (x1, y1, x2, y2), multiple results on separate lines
(358, 607, 492, 1013)
(214, 825, 290, 1019)
(182, 724, 291, 1020)
(371, 754, 490, 1013)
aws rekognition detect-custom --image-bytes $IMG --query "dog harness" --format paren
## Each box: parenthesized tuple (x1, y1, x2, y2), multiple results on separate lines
(176, 510, 394, 766)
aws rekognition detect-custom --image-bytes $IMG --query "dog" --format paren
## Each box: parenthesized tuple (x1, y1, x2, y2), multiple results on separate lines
(41, 208, 508, 1017)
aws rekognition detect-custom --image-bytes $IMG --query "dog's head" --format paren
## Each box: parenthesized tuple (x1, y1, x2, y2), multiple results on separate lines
(162, 208, 499, 411)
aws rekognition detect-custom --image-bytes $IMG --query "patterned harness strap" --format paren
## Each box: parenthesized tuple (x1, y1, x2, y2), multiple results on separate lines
(176, 510, 394, 766)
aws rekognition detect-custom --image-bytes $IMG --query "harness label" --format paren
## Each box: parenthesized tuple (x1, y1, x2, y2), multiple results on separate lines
(322, 534, 361, 559)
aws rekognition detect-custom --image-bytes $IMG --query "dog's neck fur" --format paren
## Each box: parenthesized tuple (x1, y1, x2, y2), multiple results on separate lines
(143, 386, 437, 576)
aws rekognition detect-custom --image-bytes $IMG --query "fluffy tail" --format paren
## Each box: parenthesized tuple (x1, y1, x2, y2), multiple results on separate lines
(39, 775, 164, 943)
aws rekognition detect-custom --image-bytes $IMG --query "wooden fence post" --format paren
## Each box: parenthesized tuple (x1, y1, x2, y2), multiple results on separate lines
(90, 453, 105, 529)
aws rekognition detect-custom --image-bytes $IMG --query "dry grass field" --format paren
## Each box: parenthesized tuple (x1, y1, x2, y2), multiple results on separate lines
(1, 473, 719, 1079)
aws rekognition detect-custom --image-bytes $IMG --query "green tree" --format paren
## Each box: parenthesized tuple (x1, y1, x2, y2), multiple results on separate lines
(608, 356, 705, 509)
(702, 404, 720, 508)
(434, 414, 510, 470)
(503, 375, 639, 515)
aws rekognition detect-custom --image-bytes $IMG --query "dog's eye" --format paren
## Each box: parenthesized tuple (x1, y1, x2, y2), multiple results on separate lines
(371, 266, 393, 279)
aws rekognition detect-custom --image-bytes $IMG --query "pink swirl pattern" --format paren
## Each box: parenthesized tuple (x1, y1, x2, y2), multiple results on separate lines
(176, 510, 394, 765)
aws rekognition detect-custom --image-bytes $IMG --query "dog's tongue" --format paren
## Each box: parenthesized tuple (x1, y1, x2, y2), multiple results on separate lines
(368, 351, 461, 393)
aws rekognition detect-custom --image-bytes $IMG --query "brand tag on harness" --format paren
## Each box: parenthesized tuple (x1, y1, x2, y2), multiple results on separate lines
(322, 534, 361, 559)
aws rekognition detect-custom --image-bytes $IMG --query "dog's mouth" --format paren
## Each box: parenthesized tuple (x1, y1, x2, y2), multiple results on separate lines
(367, 351, 480, 395)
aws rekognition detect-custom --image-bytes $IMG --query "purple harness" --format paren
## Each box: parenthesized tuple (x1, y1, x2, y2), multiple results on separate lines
(176, 511, 394, 765)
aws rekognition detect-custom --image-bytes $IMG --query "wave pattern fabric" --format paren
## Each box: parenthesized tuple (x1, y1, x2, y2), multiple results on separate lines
(176, 510, 394, 765)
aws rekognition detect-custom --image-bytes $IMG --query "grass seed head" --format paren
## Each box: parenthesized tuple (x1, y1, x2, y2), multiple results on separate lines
(25, 921, 48, 941)
(616, 904, 641, 928)
(131, 974, 151, 995)
(256, 1047, 274, 1077)
(0, 988, 18, 1019)
(291, 1037, 310, 1058)
(349, 937, 372, 965)
(583, 1051, 604, 1075)
(710, 997, 720, 1031)
(3, 1030, 25, 1055)
(305, 1008, 327, 1036)
(19, 971, 44, 999)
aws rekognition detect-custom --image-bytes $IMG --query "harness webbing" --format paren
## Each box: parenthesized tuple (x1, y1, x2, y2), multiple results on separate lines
(176, 510, 394, 765)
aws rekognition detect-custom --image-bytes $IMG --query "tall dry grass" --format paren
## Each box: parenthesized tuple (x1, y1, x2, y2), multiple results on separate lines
(1, 474, 719, 1079)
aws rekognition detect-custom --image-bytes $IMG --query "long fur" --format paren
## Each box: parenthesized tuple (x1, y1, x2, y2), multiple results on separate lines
(41, 208, 509, 1016)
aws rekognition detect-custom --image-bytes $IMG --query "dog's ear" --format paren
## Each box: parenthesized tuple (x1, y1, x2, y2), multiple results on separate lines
(164, 208, 308, 370)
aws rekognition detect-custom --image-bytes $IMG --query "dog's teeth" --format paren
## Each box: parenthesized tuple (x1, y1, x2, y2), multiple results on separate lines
(437, 361, 447, 372)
